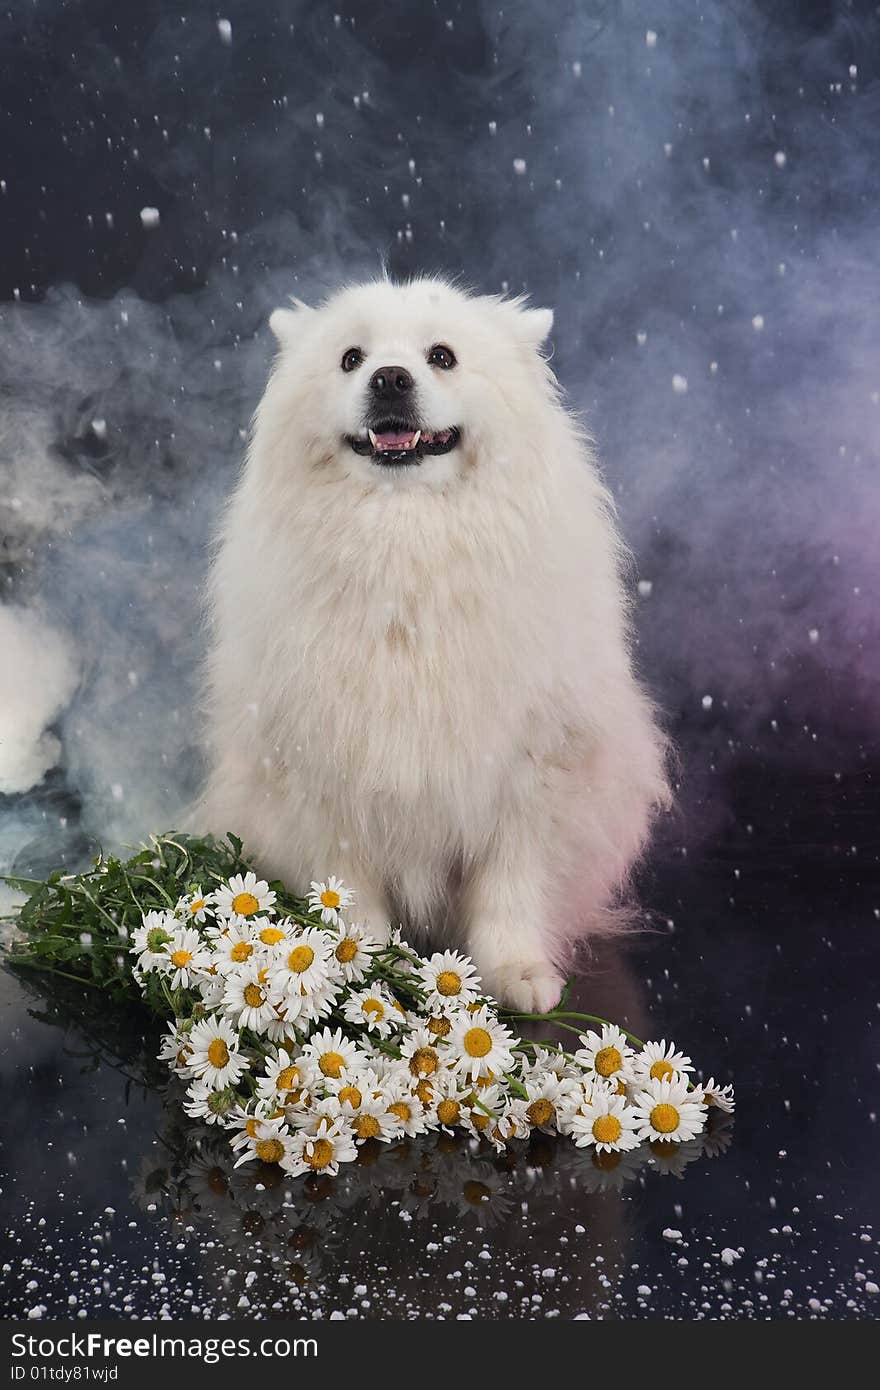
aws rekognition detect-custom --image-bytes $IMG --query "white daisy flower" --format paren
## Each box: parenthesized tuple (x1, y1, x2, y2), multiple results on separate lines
(268, 926, 336, 998)
(307, 875, 354, 925)
(315, 1085, 402, 1144)
(283, 1116, 358, 1177)
(158, 927, 212, 990)
(210, 920, 260, 974)
(222, 967, 277, 1032)
(381, 1088, 429, 1139)
(294, 975, 343, 1026)
(157, 1023, 192, 1075)
(251, 916, 296, 950)
(131, 909, 176, 971)
(213, 871, 277, 921)
(399, 1027, 447, 1082)
(323, 1065, 384, 1106)
(520, 1045, 583, 1083)
(227, 1103, 277, 1155)
(630, 1038, 694, 1086)
(187, 1016, 250, 1090)
(521, 1072, 582, 1134)
(698, 1077, 736, 1113)
(487, 1099, 532, 1149)
(446, 1005, 516, 1083)
(255, 1049, 316, 1108)
(574, 1024, 636, 1085)
(417, 949, 482, 1012)
(300, 1026, 368, 1081)
(341, 985, 401, 1038)
(182, 1079, 237, 1126)
(629, 1075, 707, 1144)
(422, 1068, 470, 1134)
(328, 921, 379, 983)
(175, 888, 214, 923)
(569, 1090, 641, 1154)
(232, 1114, 293, 1169)
(195, 970, 227, 1009)
(460, 1082, 504, 1140)
(261, 996, 306, 1042)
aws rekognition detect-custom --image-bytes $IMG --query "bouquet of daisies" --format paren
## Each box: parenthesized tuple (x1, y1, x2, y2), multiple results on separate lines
(2, 833, 733, 1180)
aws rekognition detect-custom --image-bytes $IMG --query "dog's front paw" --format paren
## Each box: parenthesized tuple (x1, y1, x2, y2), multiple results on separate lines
(480, 960, 565, 1015)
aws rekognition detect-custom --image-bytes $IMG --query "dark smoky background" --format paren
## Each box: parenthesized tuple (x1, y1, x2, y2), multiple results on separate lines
(0, 0, 877, 879)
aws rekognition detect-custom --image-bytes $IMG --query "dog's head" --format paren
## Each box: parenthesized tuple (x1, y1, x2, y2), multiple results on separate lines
(265, 277, 554, 488)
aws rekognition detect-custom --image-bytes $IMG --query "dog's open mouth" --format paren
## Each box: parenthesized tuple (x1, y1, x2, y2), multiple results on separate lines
(345, 422, 461, 466)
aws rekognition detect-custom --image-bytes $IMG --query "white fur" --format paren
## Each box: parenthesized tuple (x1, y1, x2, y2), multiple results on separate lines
(193, 276, 669, 1011)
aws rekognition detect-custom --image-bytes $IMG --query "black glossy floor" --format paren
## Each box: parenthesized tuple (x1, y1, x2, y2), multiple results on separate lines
(2, 763, 877, 1321)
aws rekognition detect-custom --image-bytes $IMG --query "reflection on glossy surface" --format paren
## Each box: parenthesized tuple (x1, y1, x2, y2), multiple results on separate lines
(2, 773, 877, 1320)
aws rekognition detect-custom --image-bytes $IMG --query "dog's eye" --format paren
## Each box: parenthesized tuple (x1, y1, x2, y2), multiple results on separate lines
(427, 344, 456, 370)
(341, 347, 364, 372)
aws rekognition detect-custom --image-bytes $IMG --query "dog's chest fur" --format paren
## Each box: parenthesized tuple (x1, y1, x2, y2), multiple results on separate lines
(246, 476, 559, 833)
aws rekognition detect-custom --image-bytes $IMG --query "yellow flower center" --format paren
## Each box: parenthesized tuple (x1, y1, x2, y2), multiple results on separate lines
(335, 938, 357, 963)
(526, 1098, 555, 1127)
(287, 944, 315, 973)
(260, 926, 285, 945)
(427, 1015, 451, 1037)
(256, 1137, 285, 1164)
(463, 1027, 492, 1058)
(232, 891, 260, 916)
(319, 1051, 345, 1078)
(276, 1066, 301, 1092)
(649, 1059, 674, 1082)
(594, 1046, 622, 1077)
(415, 1078, 434, 1104)
(592, 1113, 622, 1144)
(650, 1103, 680, 1134)
(355, 1114, 381, 1140)
(230, 941, 253, 963)
(470, 1111, 490, 1132)
(409, 1047, 439, 1078)
(188, 899, 205, 914)
(320, 890, 341, 910)
(338, 1085, 362, 1108)
(207, 1039, 230, 1068)
(437, 1099, 460, 1126)
(243, 982, 265, 1007)
(362, 997, 385, 1020)
(614, 1078, 627, 1096)
(436, 970, 462, 996)
(170, 949, 192, 968)
(245, 1117, 261, 1138)
(387, 1101, 411, 1124)
(305, 1138, 334, 1169)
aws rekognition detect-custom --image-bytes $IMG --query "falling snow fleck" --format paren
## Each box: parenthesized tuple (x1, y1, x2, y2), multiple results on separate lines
(672, 374, 688, 394)
(217, 19, 232, 44)
(139, 207, 160, 229)
(513, 158, 527, 175)
(646, 30, 658, 48)
(702, 695, 713, 711)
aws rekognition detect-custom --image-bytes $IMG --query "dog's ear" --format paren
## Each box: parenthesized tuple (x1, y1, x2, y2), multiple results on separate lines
(269, 298, 312, 347)
(517, 306, 554, 352)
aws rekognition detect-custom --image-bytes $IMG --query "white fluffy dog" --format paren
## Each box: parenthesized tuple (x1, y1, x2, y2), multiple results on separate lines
(195, 276, 669, 1011)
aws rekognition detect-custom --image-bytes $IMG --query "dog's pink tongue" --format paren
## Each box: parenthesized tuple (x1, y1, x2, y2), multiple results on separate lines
(374, 429, 417, 449)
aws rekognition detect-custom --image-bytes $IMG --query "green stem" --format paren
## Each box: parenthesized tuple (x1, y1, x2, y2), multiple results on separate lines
(503, 1009, 644, 1050)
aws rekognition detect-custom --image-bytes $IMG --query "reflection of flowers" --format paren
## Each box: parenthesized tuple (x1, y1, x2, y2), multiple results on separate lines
(133, 1077, 734, 1281)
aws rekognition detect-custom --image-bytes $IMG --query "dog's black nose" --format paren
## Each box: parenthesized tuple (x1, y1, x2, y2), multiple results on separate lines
(369, 365, 414, 399)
